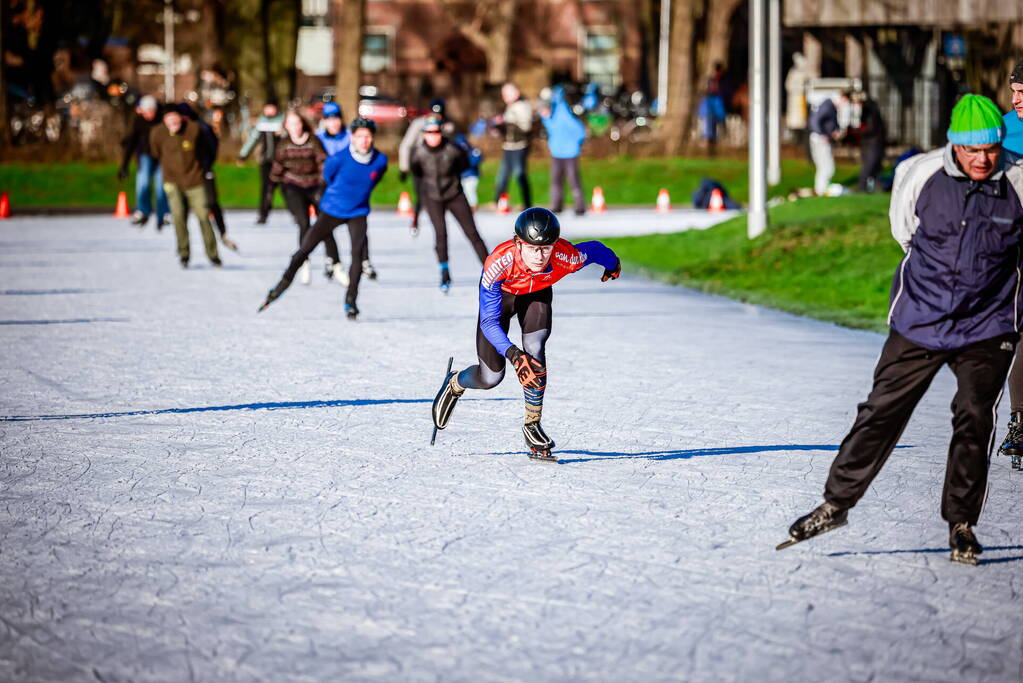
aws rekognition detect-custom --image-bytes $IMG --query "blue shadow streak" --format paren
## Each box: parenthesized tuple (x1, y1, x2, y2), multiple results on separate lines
(0, 317, 130, 325)
(827, 545, 1023, 565)
(0, 289, 104, 295)
(551, 443, 843, 464)
(485, 443, 913, 464)
(1, 396, 512, 422)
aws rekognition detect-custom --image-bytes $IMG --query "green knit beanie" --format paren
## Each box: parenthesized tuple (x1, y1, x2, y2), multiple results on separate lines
(947, 94, 1006, 145)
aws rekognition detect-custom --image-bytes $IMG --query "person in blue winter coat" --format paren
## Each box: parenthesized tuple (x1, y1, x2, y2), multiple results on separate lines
(539, 85, 587, 216)
(259, 117, 388, 320)
(315, 101, 350, 156)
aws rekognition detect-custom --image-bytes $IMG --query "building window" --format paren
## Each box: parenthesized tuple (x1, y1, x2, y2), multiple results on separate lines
(582, 31, 619, 90)
(361, 30, 392, 73)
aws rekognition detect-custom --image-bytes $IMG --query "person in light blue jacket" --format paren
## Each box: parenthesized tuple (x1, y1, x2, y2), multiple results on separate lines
(539, 85, 587, 216)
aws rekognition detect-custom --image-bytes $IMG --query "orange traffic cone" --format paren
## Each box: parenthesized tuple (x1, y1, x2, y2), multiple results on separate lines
(708, 188, 725, 213)
(497, 193, 511, 214)
(397, 191, 413, 216)
(590, 186, 607, 213)
(114, 191, 131, 218)
(656, 188, 671, 214)
(309, 204, 317, 219)
(0, 191, 9, 219)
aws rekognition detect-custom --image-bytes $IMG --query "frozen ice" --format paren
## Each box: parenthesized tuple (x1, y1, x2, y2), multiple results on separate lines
(1, 209, 1021, 682)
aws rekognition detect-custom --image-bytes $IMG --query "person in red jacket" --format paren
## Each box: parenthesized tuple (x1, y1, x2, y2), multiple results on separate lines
(431, 207, 621, 461)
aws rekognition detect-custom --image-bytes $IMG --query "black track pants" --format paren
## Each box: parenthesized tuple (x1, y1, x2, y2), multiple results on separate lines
(824, 331, 1015, 525)
(421, 192, 489, 264)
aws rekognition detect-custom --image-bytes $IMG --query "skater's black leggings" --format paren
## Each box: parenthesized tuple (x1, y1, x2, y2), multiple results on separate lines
(258, 161, 279, 221)
(421, 192, 488, 264)
(458, 288, 552, 417)
(203, 173, 227, 237)
(283, 212, 369, 303)
(281, 183, 340, 262)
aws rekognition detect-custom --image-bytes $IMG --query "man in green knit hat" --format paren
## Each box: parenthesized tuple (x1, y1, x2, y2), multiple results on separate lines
(779, 94, 1023, 565)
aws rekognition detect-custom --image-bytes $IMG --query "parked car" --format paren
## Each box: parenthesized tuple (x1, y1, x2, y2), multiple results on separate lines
(309, 86, 423, 127)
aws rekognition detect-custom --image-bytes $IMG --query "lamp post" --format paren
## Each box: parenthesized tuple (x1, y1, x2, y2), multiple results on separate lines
(163, 0, 175, 101)
(748, 0, 767, 238)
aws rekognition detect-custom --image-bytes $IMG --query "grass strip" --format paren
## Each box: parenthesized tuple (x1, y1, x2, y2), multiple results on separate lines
(600, 194, 901, 332)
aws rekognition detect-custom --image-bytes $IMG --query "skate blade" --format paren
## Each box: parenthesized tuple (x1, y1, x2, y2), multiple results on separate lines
(950, 550, 979, 566)
(775, 520, 848, 551)
(257, 300, 271, 313)
(527, 448, 558, 463)
(430, 357, 454, 445)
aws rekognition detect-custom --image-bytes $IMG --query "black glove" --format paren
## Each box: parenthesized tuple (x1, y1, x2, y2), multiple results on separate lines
(505, 345, 544, 390)
(399, 171, 408, 183)
(601, 259, 621, 282)
(117, 167, 128, 182)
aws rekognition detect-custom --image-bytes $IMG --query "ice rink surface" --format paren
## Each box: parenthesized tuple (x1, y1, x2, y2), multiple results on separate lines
(1, 208, 1021, 682)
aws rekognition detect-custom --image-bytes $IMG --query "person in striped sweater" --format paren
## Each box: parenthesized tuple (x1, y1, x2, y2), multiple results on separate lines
(270, 109, 344, 285)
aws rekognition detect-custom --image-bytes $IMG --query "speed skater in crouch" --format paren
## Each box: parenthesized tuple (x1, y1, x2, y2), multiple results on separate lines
(431, 207, 621, 461)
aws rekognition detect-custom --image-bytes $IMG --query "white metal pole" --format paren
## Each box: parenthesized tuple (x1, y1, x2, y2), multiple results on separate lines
(748, 0, 767, 239)
(767, 0, 781, 186)
(657, 0, 671, 115)
(164, 0, 175, 101)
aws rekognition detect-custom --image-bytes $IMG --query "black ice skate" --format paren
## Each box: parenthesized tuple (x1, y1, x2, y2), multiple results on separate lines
(344, 301, 359, 320)
(431, 362, 462, 431)
(523, 421, 557, 462)
(949, 522, 982, 566)
(998, 412, 1023, 471)
(439, 265, 452, 294)
(257, 277, 292, 313)
(430, 357, 454, 445)
(776, 501, 848, 550)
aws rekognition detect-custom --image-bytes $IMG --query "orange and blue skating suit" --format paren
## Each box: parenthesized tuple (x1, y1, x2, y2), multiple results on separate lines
(478, 237, 619, 355)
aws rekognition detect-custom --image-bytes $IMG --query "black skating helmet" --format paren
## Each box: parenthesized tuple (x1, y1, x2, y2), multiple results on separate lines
(514, 207, 560, 246)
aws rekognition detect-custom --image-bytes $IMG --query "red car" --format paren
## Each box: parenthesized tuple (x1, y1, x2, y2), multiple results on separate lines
(311, 86, 423, 127)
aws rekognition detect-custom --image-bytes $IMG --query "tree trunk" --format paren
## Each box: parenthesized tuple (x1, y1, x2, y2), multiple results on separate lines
(334, 0, 364, 122)
(200, 0, 223, 71)
(484, 0, 516, 85)
(636, 0, 657, 96)
(222, 0, 265, 106)
(260, 0, 273, 100)
(0, 0, 7, 150)
(701, 0, 743, 77)
(662, 0, 697, 155)
(267, 0, 300, 103)
(439, 0, 518, 87)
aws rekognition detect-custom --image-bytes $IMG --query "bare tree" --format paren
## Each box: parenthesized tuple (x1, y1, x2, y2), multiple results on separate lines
(661, 0, 697, 154)
(701, 0, 743, 76)
(223, 0, 299, 106)
(333, 0, 364, 122)
(437, 0, 519, 86)
(0, 0, 7, 149)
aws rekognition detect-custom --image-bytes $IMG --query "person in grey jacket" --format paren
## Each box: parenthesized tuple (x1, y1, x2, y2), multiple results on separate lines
(239, 99, 284, 224)
(782, 95, 1023, 566)
(493, 82, 533, 209)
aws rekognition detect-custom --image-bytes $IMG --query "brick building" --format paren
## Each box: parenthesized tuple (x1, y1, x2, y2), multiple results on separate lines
(295, 0, 650, 124)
